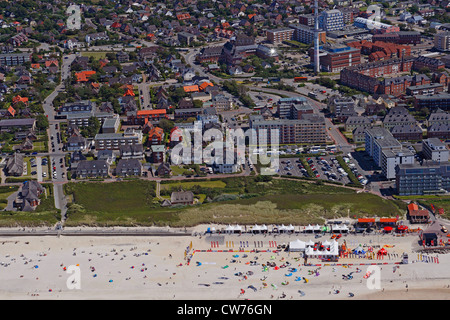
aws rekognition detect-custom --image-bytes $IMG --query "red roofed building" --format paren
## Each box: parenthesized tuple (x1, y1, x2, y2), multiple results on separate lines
(128, 109, 168, 125)
(7, 106, 16, 117)
(199, 81, 213, 91)
(147, 127, 165, 146)
(12, 95, 28, 105)
(177, 13, 191, 20)
(183, 85, 199, 93)
(75, 70, 96, 82)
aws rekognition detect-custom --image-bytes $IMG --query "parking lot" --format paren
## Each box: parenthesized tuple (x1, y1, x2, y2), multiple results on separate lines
(278, 153, 374, 186)
(278, 156, 351, 184)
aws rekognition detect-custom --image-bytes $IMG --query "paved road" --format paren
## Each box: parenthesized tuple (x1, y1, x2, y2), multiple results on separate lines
(42, 54, 76, 221)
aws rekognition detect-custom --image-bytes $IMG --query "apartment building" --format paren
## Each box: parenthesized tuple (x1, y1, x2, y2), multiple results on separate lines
(266, 28, 294, 44)
(319, 10, 345, 32)
(289, 24, 326, 45)
(94, 129, 143, 150)
(434, 32, 450, 52)
(413, 56, 445, 73)
(422, 138, 449, 162)
(365, 127, 414, 179)
(298, 14, 315, 27)
(414, 93, 450, 111)
(249, 114, 327, 145)
(0, 53, 31, 66)
(396, 162, 450, 196)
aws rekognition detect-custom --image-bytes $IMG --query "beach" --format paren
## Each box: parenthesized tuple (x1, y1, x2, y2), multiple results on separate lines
(1, 227, 450, 300)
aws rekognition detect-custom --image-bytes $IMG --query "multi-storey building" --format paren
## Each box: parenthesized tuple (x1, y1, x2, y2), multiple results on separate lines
(340, 57, 415, 93)
(94, 129, 143, 151)
(127, 109, 168, 125)
(309, 44, 361, 73)
(266, 28, 294, 44)
(422, 138, 449, 162)
(413, 56, 445, 73)
(382, 106, 416, 131)
(396, 162, 450, 196)
(372, 31, 421, 44)
(365, 127, 414, 179)
(0, 53, 31, 66)
(414, 93, 450, 111)
(319, 9, 345, 32)
(249, 114, 327, 145)
(289, 24, 326, 45)
(434, 32, 450, 52)
(277, 97, 313, 120)
(298, 14, 315, 27)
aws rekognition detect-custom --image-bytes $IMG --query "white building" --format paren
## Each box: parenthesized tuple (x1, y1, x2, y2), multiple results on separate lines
(422, 138, 449, 162)
(365, 127, 414, 179)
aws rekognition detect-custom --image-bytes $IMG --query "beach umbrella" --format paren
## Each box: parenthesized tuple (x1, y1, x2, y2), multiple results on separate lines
(384, 226, 393, 232)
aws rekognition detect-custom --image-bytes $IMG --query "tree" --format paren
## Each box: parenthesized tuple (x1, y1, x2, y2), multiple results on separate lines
(158, 118, 175, 135)
(83, 116, 101, 138)
(36, 114, 49, 130)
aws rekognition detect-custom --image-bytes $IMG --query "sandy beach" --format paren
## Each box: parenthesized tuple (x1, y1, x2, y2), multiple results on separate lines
(1, 227, 450, 300)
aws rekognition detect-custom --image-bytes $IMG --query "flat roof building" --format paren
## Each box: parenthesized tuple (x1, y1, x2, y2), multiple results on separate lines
(422, 138, 449, 162)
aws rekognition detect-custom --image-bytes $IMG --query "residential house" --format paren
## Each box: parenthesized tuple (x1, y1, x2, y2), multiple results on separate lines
(15, 180, 45, 211)
(151, 144, 165, 163)
(156, 163, 172, 177)
(115, 159, 143, 177)
(119, 144, 144, 159)
(5, 153, 24, 176)
(74, 160, 110, 179)
(170, 190, 194, 205)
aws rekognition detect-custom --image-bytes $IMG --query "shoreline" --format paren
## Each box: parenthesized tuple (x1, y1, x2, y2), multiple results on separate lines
(1, 231, 449, 300)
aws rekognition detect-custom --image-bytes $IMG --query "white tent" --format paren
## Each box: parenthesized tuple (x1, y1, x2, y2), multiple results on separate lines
(305, 240, 339, 258)
(305, 225, 314, 233)
(225, 225, 234, 233)
(289, 239, 306, 252)
(313, 224, 322, 232)
(251, 224, 262, 233)
(306, 240, 315, 247)
(260, 224, 268, 232)
(225, 225, 242, 233)
(322, 240, 331, 247)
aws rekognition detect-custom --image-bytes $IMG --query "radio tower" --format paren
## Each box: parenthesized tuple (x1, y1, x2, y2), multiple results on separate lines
(314, 0, 320, 74)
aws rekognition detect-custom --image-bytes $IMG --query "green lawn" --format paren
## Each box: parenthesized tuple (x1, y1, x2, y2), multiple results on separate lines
(160, 180, 226, 190)
(418, 196, 450, 220)
(174, 192, 405, 227)
(63, 180, 182, 226)
(61, 176, 406, 227)
(81, 51, 111, 59)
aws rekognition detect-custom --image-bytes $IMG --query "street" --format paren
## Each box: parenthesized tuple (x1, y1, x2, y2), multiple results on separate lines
(41, 53, 77, 221)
